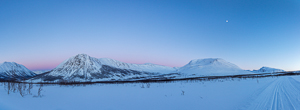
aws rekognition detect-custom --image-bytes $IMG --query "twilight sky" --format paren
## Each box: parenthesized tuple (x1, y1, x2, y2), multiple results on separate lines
(0, 0, 300, 71)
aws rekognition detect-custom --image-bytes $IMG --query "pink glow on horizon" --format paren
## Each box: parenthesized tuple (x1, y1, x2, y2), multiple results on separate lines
(19, 58, 65, 71)
(13, 54, 257, 71)
(118, 59, 186, 67)
(24, 62, 59, 71)
(22, 57, 188, 71)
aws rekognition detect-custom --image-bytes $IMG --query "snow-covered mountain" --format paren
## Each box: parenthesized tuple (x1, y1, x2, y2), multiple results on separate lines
(28, 54, 290, 82)
(0, 62, 36, 80)
(31, 54, 176, 82)
(252, 67, 285, 73)
(98, 58, 176, 74)
(177, 58, 253, 77)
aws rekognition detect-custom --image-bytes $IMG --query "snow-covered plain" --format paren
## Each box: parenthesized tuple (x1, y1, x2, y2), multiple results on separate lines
(1, 75, 300, 110)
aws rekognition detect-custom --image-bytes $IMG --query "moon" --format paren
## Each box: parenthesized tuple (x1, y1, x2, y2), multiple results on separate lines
(226, 20, 228, 22)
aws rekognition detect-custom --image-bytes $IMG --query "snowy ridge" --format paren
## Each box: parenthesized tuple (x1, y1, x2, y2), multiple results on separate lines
(252, 66, 285, 73)
(33, 70, 51, 74)
(99, 58, 176, 74)
(31, 55, 259, 82)
(33, 54, 177, 81)
(26, 54, 291, 82)
(178, 58, 253, 76)
(46, 54, 103, 80)
(0, 62, 36, 80)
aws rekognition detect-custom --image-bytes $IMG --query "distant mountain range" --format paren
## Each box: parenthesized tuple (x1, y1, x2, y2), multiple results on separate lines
(31, 54, 177, 82)
(0, 54, 287, 82)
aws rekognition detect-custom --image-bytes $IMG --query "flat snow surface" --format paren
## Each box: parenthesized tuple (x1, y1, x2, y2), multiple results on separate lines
(1, 75, 300, 110)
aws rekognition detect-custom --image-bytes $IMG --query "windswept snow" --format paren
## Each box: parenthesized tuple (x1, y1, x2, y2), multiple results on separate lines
(0, 62, 36, 79)
(243, 77, 300, 110)
(178, 58, 253, 76)
(252, 66, 285, 73)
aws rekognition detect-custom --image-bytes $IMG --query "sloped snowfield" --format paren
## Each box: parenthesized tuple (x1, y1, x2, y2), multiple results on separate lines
(1, 75, 300, 110)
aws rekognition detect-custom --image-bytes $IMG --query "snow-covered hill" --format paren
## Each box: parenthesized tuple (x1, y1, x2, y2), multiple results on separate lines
(252, 67, 285, 73)
(177, 58, 253, 77)
(0, 62, 36, 80)
(31, 54, 176, 82)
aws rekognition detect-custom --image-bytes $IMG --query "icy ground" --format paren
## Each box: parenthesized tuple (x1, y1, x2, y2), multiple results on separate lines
(1, 75, 300, 110)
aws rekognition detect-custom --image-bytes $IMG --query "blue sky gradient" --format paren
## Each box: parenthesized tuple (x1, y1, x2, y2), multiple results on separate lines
(1, 0, 300, 71)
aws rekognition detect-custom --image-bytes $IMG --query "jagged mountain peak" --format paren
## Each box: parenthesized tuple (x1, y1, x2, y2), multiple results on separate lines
(71, 54, 93, 63)
(50, 54, 102, 79)
(1, 62, 18, 66)
(98, 58, 131, 68)
(74, 53, 90, 58)
(188, 58, 225, 66)
(56, 54, 100, 68)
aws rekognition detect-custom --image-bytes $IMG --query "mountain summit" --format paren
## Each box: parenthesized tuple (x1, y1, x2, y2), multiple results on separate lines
(178, 58, 253, 76)
(46, 54, 103, 80)
(0, 62, 36, 80)
(185, 58, 240, 69)
(252, 66, 285, 73)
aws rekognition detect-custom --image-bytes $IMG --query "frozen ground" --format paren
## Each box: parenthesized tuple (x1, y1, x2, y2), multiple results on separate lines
(1, 75, 300, 110)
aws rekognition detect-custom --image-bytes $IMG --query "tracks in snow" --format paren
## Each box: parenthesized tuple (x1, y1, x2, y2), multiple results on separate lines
(244, 77, 300, 110)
